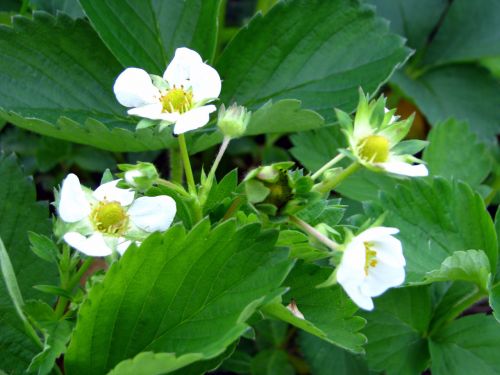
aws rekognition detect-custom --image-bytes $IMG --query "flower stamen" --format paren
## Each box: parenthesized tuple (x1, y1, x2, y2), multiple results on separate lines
(90, 201, 129, 235)
(160, 86, 193, 114)
(364, 242, 378, 275)
(358, 135, 390, 163)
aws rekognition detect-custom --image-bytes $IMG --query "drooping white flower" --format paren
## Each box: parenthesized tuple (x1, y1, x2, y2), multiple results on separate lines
(336, 227, 406, 311)
(56, 173, 176, 257)
(337, 91, 428, 177)
(113, 47, 221, 134)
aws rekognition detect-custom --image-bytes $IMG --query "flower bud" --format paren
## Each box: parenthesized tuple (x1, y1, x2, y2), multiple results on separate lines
(117, 162, 159, 192)
(217, 103, 251, 138)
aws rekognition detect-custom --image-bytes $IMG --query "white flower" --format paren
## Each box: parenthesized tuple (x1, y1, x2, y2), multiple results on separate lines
(113, 47, 221, 134)
(336, 227, 406, 311)
(57, 174, 176, 257)
(337, 91, 428, 177)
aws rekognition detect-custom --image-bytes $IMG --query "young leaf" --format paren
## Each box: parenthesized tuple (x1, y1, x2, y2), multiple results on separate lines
(217, 0, 411, 120)
(381, 177, 498, 283)
(79, 0, 221, 71)
(423, 119, 493, 187)
(423, 250, 490, 291)
(250, 350, 294, 375)
(65, 220, 293, 375)
(429, 314, 500, 375)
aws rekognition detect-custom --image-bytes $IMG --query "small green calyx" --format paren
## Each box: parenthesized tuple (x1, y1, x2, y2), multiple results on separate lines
(358, 135, 390, 163)
(91, 201, 128, 235)
(161, 87, 193, 113)
(217, 103, 251, 138)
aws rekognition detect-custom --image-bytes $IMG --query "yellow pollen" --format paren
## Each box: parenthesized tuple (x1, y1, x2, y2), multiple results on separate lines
(358, 135, 390, 163)
(364, 242, 378, 275)
(160, 87, 193, 113)
(90, 201, 128, 235)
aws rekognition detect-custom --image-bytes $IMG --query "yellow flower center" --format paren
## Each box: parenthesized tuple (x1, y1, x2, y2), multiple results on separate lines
(364, 242, 378, 275)
(358, 135, 390, 163)
(160, 87, 193, 113)
(90, 201, 129, 235)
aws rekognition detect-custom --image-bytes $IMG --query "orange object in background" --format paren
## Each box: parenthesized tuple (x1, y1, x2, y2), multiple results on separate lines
(395, 98, 429, 140)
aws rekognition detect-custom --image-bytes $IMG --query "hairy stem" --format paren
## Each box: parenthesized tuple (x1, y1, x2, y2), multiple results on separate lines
(313, 162, 361, 194)
(289, 215, 339, 251)
(178, 134, 196, 195)
(169, 148, 183, 184)
(311, 153, 345, 180)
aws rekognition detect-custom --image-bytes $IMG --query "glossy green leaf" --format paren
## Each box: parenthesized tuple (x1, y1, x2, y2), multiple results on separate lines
(429, 314, 500, 375)
(423, 119, 493, 187)
(282, 263, 367, 353)
(361, 286, 432, 375)
(30, 0, 84, 18)
(106, 352, 204, 375)
(423, 250, 490, 291)
(423, 0, 500, 65)
(392, 66, 500, 142)
(79, 0, 221, 72)
(0, 12, 177, 152)
(217, 0, 411, 120)
(0, 155, 56, 374)
(366, 0, 448, 49)
(65, 220, 293, 375)
(381, 178, 498, 283)
(298, 332, 369, 375)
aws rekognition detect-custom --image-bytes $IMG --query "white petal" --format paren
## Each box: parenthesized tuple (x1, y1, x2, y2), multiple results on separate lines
(190, 63, 221, 102)
(116, 238, 133, 255)
(163, 47, 203, 88)
(361, 262, 405, 297)
(373, 236, 406, 268)
(342, 283, 374, 311)
(173, 105, 216, 134)
(113, 68, 160, 108)
(336, 239, 366, 286)
(128, 195, 177, 232)
(58, 173, 91, 223)
(63, 232, 112, 257)
(93, 180, 135, 206)
(379, 161, 429, 177)
(356, 227, 399, 242)
(128, 103, 163, 119)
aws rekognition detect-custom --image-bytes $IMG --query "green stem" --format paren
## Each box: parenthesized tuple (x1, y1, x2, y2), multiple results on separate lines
(289, 215, 339, 251)
(427, 288, 486, 337)
(169, 148, 183, 184)
(311, 154, 346, 180)
(157, 178, 190, 198)
(313, 162, 361, 194)
(178, 134, 196, 195)
(200, 137, 231, 206)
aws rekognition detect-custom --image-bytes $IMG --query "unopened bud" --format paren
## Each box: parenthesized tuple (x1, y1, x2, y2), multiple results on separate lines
(118, 162, 159, 192)
(217, 103, 251, 138)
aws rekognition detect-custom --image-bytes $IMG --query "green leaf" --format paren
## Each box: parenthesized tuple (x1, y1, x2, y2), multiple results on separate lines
(282, 263, 367, 353)
(366, 0, 448, 49)
(361, 286, 432, 375)
(429, 314, 500, 375)
(277, 230, 329, 262)
(290, 126, 346, 172)
(65, 220, 293, 375)
(0, 12, 177, 152)
(423, 0, 500, 65)
(30, 0, 84, 18)
(0, 155, 57, 373)
(106, 352, 204, 375)
(490, 282, 500, 324)
(423, 119, 493, 187)
(217, 0, 411, 121)
(79, 0, 221, 72)
(250, 350, 294, 375)
(28, 233, 58, 264)
(298, 332, 369, 375)
(423, 250, 490, 291)
(391, 66, 500, 142)
(381, 178, 498, 283)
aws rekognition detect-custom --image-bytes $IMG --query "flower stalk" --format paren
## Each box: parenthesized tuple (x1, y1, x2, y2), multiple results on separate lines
(178, 133, 196, 196)
(311, 153, 345, 180)
(313, 162, 361, 194)
(289, 215, 339, 251)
